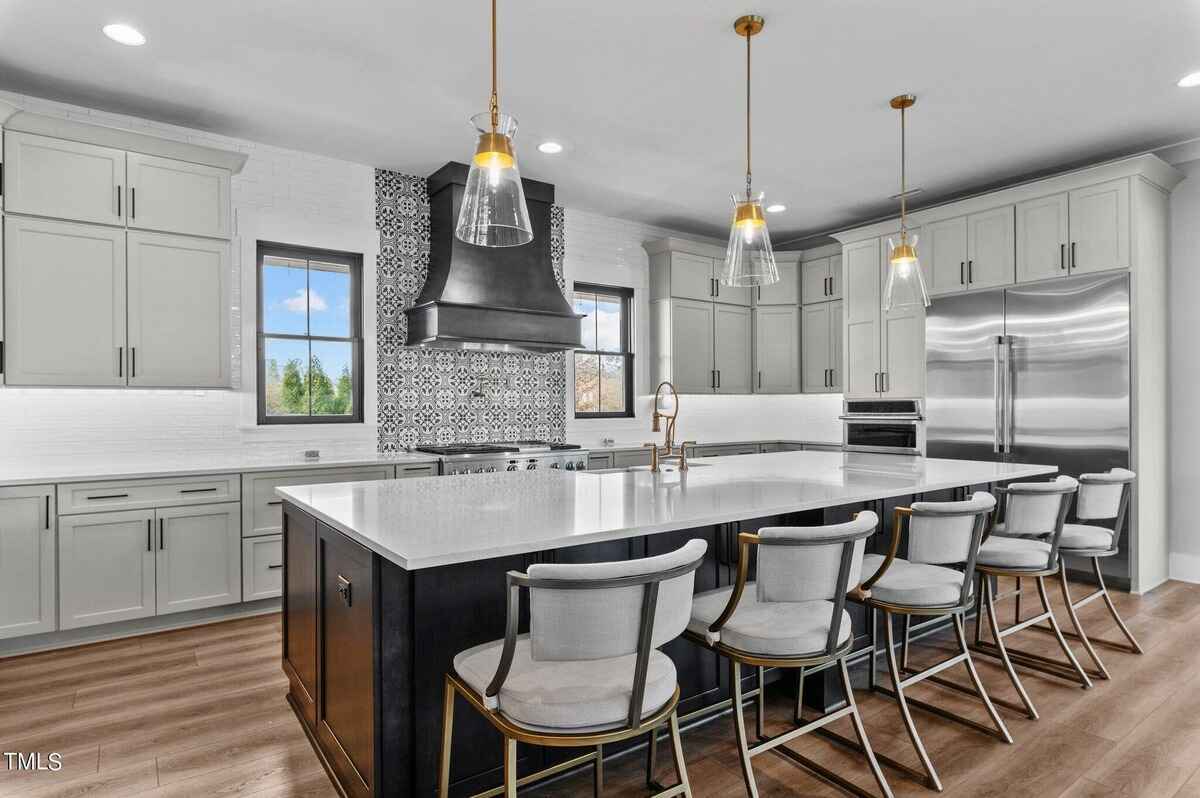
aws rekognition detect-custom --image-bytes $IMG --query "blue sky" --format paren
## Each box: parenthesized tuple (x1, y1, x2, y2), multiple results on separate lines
(263, 258, 353, 377)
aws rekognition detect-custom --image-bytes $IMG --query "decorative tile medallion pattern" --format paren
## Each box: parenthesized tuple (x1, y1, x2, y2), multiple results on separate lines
(375, 169, 568, 452)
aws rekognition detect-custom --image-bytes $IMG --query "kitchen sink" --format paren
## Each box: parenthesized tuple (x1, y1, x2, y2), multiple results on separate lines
(589, 462, 712, 474)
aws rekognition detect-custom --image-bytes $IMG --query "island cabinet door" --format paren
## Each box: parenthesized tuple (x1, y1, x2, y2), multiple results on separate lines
(316, 523, 377, 798)
(282, 504, 319, 728)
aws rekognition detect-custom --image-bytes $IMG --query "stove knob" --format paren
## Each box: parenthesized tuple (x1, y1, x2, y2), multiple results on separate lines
(506, 464, 517, 471)
(564, 462, 574, 471)
(474, 467, 485, 474)
(526, 462, 537, 470)
(450, 468, 460, 476)
(485, 466, 497, 473)
(576, 461, 586, 470)
(550, 462, 561, 469)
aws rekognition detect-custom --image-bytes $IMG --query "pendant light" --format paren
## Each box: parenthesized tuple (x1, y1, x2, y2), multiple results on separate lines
(883, 94, 930, 310)
(455, 0, 533, 248)
(721, 15, 779, 287)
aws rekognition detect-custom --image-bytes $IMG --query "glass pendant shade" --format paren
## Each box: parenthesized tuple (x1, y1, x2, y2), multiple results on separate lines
(884, 234, 931, 310)
(722, 192, 779, 287)
(455, 112, 533, 247)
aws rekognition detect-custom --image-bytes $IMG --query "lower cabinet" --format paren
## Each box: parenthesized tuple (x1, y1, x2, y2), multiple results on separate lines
(0, 484, 56, 640)
(243, 534, 284, 601)
(59, 501, 241, 629)
(242, 466, 396, 540)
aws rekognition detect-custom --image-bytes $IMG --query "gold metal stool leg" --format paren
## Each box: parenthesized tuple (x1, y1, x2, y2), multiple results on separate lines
(983, 575, 1040, 719)
(667, 711, 692, 798)
(756, 666, 766, 740)
(503, 736, 518, 798)
(1094, 558, 1144, 653)
(840, 657, 895, 798)
(1058, 567, 1109, 679)
(730, 659, 760, 798)
(1036, 576, 1093, 689)
(883, 612, 941, 791)
(593, 744, 603, 796)
(952, 613, 1013, 743)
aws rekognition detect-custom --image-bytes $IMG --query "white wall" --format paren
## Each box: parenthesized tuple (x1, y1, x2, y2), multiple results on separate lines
(1168, 158, 1200, 581)
(0, 89, 381, 459)
(562, 209, 842, 448)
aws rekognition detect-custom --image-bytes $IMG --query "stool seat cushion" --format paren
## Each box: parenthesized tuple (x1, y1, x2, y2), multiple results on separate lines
(861, 554, 967, 608)
(1058, 523, 1114, 551)
(453, 634, 677, 733)
(977, 536, 1053, 570)
(687, 582, 851, 658)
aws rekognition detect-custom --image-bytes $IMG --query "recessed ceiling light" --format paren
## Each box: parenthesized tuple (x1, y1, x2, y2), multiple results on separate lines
(1178, 71, 1200, 87)
(537, 141, 564, 154)
(766, 204, 786, 213)
(102, 23, 146, 46)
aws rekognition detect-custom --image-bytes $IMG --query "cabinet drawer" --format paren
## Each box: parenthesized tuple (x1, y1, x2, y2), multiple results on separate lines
(395, 463, 438, 479)
(588, 453, 616, 469)
(242, 466, 393, 538)
(58, 473, 240, 515)
(243, 534, 283, 601)
(612, 449, 653, 468)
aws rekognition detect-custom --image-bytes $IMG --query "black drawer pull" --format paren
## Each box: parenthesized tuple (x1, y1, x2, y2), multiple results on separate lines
(267, 564, 283, 570)
(336, 575, 352, 607)
(266, 499, 283, 506)
(88, 493, 129, 500)
(179, 487, 218, 494)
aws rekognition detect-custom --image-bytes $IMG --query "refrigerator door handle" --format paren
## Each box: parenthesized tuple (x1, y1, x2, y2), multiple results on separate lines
(992, 336, 1003, 453)
(1003, 335, 1015, 453)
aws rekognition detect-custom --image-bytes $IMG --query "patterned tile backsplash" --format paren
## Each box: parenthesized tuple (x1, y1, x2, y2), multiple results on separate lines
(374, 169, 568, 452)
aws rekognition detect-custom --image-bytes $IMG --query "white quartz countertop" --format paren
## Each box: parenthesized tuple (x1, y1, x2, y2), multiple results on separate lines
(0, 449, 440, 487)
(276, 451, 1057, 570)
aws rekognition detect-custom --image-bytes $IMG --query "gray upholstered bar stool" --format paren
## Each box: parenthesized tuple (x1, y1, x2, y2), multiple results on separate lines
(438, 539, 707, 798)
(997, 468, 1141, 681)
(834, 492, 1010, 792)
(683, 513, 893, 798)
(970, 475, 1090, 721)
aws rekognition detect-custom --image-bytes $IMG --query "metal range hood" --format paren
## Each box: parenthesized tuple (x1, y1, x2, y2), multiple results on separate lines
(404, 162, 583, 353)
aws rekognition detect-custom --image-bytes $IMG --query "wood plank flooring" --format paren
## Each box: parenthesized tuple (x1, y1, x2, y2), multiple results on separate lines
(0, 578, 1197, 797)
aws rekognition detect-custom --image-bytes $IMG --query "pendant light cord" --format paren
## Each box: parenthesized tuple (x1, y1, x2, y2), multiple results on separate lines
(490, 0, 499, 132)
(745, 28, 752, 199)
(899, 104, 907, 237)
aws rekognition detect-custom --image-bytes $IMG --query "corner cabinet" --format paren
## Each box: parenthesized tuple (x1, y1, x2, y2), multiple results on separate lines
(0, 485, 56, 640)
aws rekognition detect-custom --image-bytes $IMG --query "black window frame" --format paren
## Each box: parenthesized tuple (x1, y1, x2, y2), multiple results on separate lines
(256, 240, 364, 425)
(573, 282, 635, 419)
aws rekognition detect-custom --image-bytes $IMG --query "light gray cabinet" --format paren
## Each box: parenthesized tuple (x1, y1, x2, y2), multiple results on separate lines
(754, 257, 799, 305)
(1016, 193, 1069, 283)
(714, 304, 752, 394)
(879, 233, 925, 398)
(647, 240, 752, 306)
(127, 231, 230, 388)
(802, 301, 842, 393)
(3, 216, 126, 386)
(613, 449, 653, 468)
(925, 207, 1014, 296)
(3, 132, 125, 226)
(59, 509, 157, 630)
(243, 534, 283, 601)
(801, 255, 842, 304)
(156, 502, 241, 616)
(1069, 178, 1130, 275)
(668, 251, 718, 302)
(127, 153, 231, 239)
(657, 298, 715, 393)
(0, 485, 56, 640)
(754, 305, 799, 393)
(241, 466, 395, 539)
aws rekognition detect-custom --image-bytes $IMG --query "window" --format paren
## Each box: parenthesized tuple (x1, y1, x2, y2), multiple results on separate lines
(573, 283, 634, 418)
(257, 241, 363, 424)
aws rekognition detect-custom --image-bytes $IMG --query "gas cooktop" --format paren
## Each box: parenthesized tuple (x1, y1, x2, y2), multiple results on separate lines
(415, 441, 581, 457)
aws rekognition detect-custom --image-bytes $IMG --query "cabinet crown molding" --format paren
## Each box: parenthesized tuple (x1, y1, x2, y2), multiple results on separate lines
(642, 236, 725, 259)
(831, 153, 1182, 245)
(5, 111, 248, 174)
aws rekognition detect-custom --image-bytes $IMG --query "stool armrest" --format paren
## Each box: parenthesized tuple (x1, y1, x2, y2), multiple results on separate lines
(484, 571, 526, 701)
(709, 532, 758, 634)
(860, 507, 910, 592)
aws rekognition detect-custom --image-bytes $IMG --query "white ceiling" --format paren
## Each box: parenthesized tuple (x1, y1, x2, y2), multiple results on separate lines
(2, 0, 1199, 242)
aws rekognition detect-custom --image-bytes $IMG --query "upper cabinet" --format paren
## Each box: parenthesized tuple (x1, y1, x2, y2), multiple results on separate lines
(3, 131, 232, 240)
(127, 153, 231, 239)
(647, 240, 752, 306)
(754, 256, 799, 305)
(924, 206, 1015, 296)
(1069, 178, 1130, 275)
(1016, 193, 1070, 282)
(4, 133, 125, 226)
(801, 255, 842, 304)
(753, 305, 799, 393)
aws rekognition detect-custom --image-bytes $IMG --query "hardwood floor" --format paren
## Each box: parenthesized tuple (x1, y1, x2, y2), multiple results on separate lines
(0, 578, 1197, 797)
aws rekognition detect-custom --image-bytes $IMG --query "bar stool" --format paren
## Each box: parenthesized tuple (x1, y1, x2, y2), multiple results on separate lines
(683, 513, 893, 798)
(971, 476, 1090, 721)
(438, 539, 707, 798)
(997, 469, 1141, 680)
(833, 492, 1010, 792)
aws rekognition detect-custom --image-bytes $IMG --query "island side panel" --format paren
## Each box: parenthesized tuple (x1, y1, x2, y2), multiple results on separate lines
(282, 503, 319, 728)
(377, 556, 414, 797)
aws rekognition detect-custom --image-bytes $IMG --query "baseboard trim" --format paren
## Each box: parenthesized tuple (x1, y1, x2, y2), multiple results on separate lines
(1170, 552, 1200, 584)
(0, 598, 281, 659)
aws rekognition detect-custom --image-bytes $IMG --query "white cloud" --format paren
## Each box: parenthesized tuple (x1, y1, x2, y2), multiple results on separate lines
(282, 288, 328, 313)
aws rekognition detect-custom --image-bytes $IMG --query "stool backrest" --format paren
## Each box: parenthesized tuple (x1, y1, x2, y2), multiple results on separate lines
(1001, 475, 1079, 536)
(756, 512, 877, 604)
(1077, 468, 1135, 520)
(908, 492, 997, 565)
(526, 538, 707, 662)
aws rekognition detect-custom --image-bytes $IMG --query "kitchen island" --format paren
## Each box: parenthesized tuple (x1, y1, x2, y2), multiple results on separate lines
(277, 450, 1055, 798)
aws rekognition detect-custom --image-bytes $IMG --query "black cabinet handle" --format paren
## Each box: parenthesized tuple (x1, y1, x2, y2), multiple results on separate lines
(874, 372, 879, 393)
(960, 262, 965, 285)
(117, 347, 123, 378)
(968, 260, 974, 283)
(757, 370, 762, 389)
(267, 499, 283, 506)
(336, 575, 352, 607)
(1070, 241, 1076, 270)
(159, 518, 164, 550)
(116, 185, 121, 217)
(88, 493, 129, 500)
(716, 370, 721, 389)
(131, 187, 136, 219)
(131, 347, 136, 378)
(715, 280, 720, 298)
(267, 564, 283, 570)
(179, 487, 217, 494)
(146, 519, 152, 552)
(45, 495, 50, 530)
(1060, 243, 1066, 270)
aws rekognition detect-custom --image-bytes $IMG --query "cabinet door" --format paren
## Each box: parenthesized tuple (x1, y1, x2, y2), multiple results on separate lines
(669, 252, 715, 302)
(243, 466, 394, 539)
(127, 231, 230, 387)
(801, 303, 831, 392)
(842, 239, 881, 398)
(827, 255, 843, 300)
(753, 306, 799, 393)
(755, 258, 799, 305)
(801, 257, 830, 304)
(924, 216, 969, 296)
(670, 298, 715, 393)
(156, 502, 241, 615)
(127, 153, 231, 239)
(1016, 193, 1069, 283)
(0, 485, 56, 640)
(3, 217, 126, 386)
(1070, 179, 1130, 275)
(881, 238, 925, 398)
(284, 504, 319, 727)
(4, 132, 125, 225)
(243, 534, 283, 601)
(966, 206, 1015, 290)
(59, 509, 156, 629)
(714, 303, 752, 394)
(829, 300, 844, 391)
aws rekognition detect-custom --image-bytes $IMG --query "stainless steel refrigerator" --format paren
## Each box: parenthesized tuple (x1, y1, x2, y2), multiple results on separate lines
(925, 272, 1131, 576)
